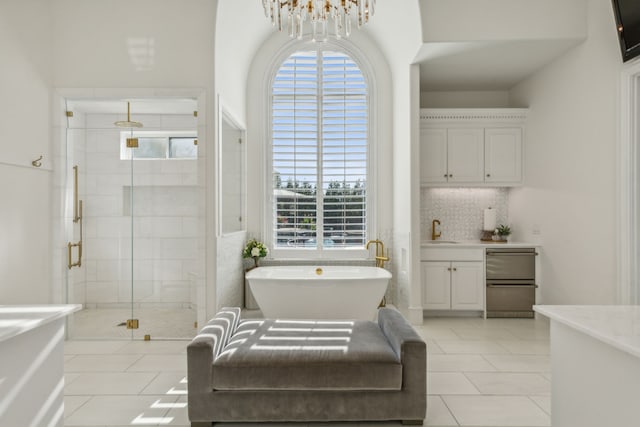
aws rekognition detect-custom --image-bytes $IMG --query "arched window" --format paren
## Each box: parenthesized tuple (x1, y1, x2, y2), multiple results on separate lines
(268, 44, 372, 256)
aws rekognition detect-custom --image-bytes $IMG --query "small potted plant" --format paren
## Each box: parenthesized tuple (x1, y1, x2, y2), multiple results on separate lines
(494, 224, 512, 242)
(243, 239, 268, 269)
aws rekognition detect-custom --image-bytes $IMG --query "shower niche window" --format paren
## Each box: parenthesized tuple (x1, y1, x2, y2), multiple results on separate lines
(120, 131, 198, 160)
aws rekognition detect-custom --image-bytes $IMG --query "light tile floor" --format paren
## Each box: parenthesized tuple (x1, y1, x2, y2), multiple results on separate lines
(63, 315, 551, 427)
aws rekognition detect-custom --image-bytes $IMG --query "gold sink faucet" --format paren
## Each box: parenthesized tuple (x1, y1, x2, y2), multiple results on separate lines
(432, 219, 442, 240)
(365, 239, 390, 268)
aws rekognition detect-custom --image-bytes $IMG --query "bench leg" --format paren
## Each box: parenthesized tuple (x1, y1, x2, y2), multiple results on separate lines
(401, 420, 424, 425)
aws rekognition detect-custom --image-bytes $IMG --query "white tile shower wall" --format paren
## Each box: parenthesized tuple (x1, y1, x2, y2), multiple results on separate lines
(217, 231, 247, 310)
(421, 188, 509, 241)
(82, 114, 198, 307)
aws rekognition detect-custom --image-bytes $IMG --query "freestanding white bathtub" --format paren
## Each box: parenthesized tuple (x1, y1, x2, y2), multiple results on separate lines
(245, 266, 391, 320)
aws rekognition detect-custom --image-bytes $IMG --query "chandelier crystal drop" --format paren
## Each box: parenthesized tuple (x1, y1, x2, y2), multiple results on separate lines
(262, 0, 375, 41)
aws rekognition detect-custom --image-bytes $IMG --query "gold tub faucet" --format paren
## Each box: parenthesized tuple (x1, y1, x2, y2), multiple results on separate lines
(366, 239, 390, 308)
(432, 219, 442, 240)
(366, 239, 390, 268)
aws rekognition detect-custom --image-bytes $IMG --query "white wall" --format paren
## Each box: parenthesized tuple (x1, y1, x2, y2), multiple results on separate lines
(421, 91, 510, 108)
(51, 0, 217, 317)
(215, 1, 272, 124)
(363, 0, 422, 321)
(420, 0, 586, 43)
(52, 0, 215, 89)
(0, 0, 53, 303)
(214, 0, 271, 309)
(508, 0, 621, 304)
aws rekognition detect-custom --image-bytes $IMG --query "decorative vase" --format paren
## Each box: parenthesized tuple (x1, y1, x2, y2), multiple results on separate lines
(253, 256, 259, 268)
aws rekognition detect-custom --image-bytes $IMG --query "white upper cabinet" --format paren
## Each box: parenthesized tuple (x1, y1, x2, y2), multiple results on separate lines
(420, 128, 448, 183)
(420, 109, 527, 187)
(484, 128, 522, 184)
(419, 128, 484, 184)
(447, 128, 485, 183)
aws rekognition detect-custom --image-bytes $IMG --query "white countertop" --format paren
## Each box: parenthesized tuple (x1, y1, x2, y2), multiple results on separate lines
(0, 304, 81, 343)
(534, 305, 640, 359)
(422, 240, 540, 248)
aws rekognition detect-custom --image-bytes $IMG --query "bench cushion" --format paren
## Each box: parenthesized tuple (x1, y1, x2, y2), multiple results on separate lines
(212, 318, 402, 391)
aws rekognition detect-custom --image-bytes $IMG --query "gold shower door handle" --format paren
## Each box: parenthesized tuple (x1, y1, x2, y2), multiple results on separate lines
(68, 240, 82, 269)
(68, 198, 83, 269)
(73, 166, 82, 222)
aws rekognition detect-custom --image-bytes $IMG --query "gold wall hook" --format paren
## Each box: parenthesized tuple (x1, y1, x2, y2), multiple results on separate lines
(31, 155, 43, 168)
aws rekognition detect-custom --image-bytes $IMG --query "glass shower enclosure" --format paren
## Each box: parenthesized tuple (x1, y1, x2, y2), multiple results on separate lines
(60, 97, 204, 340)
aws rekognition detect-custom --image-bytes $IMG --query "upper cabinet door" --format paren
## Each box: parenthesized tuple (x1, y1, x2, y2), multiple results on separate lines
(484, 128, 522, 184)
(447, 128, 484, 183)
(420, 128, 448, 184)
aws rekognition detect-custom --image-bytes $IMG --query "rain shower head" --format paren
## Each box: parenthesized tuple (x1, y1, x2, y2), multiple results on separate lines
(114, 101, 143, 128)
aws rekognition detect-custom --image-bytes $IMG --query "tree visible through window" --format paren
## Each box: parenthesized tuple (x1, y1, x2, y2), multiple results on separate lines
(271, 48, 368, 250)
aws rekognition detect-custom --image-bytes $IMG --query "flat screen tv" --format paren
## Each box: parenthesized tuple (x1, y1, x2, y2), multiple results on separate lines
(612, 0, 640, 62)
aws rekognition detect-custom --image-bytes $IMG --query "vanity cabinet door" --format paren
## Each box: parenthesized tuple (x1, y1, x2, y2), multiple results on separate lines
(422, 261, 451, 310)
(420, 128, 448, 184)
(450, 261, 484, 310)
(447, 128, 484, 183)
(484, 128, 522, 184)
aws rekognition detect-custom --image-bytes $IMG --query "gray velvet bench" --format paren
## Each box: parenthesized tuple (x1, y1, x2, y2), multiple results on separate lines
(187, 306, 426, 426)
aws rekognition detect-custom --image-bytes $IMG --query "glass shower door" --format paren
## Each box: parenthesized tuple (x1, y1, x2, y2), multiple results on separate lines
(62, 114, 136, 339)
(63, 98, 200, 340)
(126, 109, 200, 340)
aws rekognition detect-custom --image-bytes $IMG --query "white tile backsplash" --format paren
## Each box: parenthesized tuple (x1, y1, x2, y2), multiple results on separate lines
(421, 187, 509, 241)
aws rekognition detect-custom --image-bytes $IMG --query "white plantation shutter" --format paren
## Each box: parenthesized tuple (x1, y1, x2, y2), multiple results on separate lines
(272, 49, 368, 250)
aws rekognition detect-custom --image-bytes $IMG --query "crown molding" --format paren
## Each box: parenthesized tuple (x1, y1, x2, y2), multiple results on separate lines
(420, 108, 529, 123)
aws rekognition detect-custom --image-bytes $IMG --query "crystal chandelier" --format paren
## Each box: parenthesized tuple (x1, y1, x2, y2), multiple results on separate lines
(262, 0, 376, 41)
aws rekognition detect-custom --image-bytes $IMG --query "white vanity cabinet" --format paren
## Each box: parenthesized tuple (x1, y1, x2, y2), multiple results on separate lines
(421, 247, 484, 311)
(420, 109, 527, 186)
(422, 261, 484, 310)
